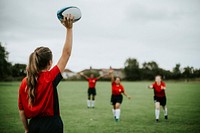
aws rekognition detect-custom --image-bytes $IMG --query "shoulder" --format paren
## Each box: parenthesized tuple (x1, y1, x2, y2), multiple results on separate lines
(161, 81, 166, 86)
(112, 81, 116, 86)
(19, 77, 27, 92)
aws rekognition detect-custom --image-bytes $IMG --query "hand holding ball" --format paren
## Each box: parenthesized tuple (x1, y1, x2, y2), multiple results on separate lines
(57, 6, 81, 23)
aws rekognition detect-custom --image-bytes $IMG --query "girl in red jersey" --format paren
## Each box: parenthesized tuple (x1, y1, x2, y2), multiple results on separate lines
(18, 15, 74, 133)
(80, 72, 104, 108)
(148, 75, 168, 122)
(109, 68, 131, 122)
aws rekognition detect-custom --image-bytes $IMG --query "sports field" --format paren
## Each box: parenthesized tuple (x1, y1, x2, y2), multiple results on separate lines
(0, 81, 200, 133)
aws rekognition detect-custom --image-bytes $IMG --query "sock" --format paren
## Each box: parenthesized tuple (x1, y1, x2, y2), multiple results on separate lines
(164, 107, 168, 116)
(87, 100, 90, 107)
(155, 109, 160, 120)
(92, 100, 95, 107)
(115, 109, 121, 120)
(112, 109, 116, 117)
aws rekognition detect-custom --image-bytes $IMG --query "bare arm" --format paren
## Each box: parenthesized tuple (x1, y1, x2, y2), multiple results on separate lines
(109, 69, 114, 83)
(148, 85, 153, 89)
(123, 91, 131, 99)
(19, 110, 29, 133)
(80, 73, 89, 79)
(57, 15, 74, 72)
(161, 86, 166, 90)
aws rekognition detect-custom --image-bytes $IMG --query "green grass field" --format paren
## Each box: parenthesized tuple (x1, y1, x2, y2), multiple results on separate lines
(0, 81, 200, 133)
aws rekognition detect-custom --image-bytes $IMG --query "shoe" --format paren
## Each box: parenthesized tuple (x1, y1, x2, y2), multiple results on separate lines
(115, 119, 119, 122)
(156, 119, 159, 122)
(165, 115, 168, 120)
(92, 106, 95, 109)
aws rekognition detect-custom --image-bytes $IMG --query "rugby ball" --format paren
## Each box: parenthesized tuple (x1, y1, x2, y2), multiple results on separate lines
(57, 6, 81, 23)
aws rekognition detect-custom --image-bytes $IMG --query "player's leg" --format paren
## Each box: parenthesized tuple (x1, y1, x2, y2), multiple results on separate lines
(162, 106, 168, 119)
(91, 95, 95, 108)
(91, 89, 96, 108)
(155, 102, 160, 122)
(115, 103, 121, 121)
(161, 96, 168, 119)
(87, 89, 91, 108)
(111, 95, 116, 119)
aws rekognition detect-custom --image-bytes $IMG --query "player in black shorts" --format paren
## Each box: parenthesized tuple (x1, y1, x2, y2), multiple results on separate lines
(80, 72, 104, 108)
(148, 75, 168, 122)
(109, 68, 131, 122)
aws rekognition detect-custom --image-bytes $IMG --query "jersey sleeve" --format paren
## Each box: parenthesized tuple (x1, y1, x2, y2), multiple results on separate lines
(49, 66, 62, 81)
(112, 81, 116, 86)
(162, 82, 166, 87)
(121, 85, 125, 93)
(18, 78, 26, 110)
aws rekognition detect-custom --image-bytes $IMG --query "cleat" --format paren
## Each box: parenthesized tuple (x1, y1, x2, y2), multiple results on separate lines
(165, 115, 168, 120)
(156, 119, 159, 122)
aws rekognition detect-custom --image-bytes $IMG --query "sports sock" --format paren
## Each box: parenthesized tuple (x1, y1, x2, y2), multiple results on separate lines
(155, 109, 160, 120)
(112, 109, 116, 117)
(87, 100, 90, 107)
(164, 107, 168, 116)
(92, 100, 95, 107)
(115, 109, 121, 120)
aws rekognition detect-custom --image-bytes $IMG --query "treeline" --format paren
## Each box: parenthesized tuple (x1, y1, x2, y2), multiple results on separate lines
(124, 58, 200, 81)
(0, 43, 200, 81)
(0, 43, 26, 81)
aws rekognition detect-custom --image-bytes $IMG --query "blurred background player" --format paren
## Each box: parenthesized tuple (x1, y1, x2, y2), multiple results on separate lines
(109, 68, 131, 122)
(148, 75, 168, 122)
(80, 72, 104, 108)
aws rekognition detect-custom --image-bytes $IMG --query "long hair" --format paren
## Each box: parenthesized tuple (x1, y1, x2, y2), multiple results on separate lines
(26, 47, 52, 105)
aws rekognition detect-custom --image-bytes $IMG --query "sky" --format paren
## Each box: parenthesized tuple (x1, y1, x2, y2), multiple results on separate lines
(0, 0, 200, 72)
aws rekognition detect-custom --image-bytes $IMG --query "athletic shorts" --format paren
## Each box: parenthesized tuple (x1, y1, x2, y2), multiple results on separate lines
(29, 116, 63, 133)
(154, 96, 167, 106)
(88, 88, 96, 96)
(111, 94, 123, 105)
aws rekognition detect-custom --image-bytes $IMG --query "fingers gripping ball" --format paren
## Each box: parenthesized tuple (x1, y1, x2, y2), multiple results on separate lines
(57, 6, 81, 23)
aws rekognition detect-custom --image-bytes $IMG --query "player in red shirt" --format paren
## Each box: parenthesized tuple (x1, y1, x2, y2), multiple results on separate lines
(109, 68, 131, 122)
(80, 72, 104, 108)
(148, 75, 168, 122)
(18, 15, 74, 133)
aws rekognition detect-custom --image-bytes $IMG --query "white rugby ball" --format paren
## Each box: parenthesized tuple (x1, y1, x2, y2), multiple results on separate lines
(57, 6, 81, 23)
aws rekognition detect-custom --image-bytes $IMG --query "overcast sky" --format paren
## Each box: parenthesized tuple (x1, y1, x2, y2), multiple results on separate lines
(0, 0, 200, 72)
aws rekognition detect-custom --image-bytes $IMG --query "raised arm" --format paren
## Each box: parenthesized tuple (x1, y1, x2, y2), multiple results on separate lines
(57, 15, 74, 72)
(109, 68, 114, 83)
(80, 72, 89, 79)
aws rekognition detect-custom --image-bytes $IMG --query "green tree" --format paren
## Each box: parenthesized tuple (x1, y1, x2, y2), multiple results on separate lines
(0, 43, 12, 81)
(172, 64, 181, 79)
(12, 63, 26, 78)
(183, 66, 194, 81)
(124, 58, 140, 80)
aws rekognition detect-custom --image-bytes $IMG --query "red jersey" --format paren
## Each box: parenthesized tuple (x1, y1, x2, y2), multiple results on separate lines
(18, 65, 63, 119)
(152, 81, 166, 97)
(112, 82, 124, 95)
(87, 78, 98, 88)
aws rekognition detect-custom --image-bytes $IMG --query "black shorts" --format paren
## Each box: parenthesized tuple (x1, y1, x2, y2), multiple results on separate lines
(154, 96, 167, 106)
(111, 94, 123, 105)
(88, 88, 96, 96)
(29, 116, 63, 133)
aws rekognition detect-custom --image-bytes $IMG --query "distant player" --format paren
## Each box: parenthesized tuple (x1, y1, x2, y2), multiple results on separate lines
(80, 72, 104, 108)
(109, 68, 131, 122)
(148, 75, 168, 122)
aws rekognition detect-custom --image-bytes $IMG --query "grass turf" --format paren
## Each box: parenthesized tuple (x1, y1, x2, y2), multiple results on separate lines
(0, 81, 200, 133)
